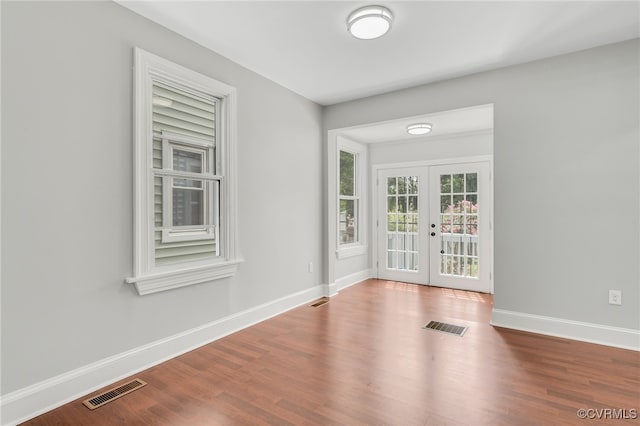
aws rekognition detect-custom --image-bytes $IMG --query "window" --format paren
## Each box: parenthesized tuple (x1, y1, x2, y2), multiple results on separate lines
(160, 131, 217, 245)
(127, 48, 240, 295)
(339, 150, 358, 245)
(336, 139, 367, 259)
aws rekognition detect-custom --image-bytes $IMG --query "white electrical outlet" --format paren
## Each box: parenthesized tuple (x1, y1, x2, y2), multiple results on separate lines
(308, 262, 313, 273)
(608, 290, 622, 305)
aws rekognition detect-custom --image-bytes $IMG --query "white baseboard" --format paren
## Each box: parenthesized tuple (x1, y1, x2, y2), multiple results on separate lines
(334, 269, 373, 293)
(325, 282, 339, 297)
(0, 284, 326, 426)
(491, 308, 640, 351)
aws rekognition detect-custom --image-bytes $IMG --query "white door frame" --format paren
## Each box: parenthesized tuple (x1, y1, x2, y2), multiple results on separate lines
(372, 155, 494, 293)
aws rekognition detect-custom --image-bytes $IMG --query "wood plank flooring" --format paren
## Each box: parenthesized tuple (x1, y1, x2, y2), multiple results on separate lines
(24, 280, 640, 425)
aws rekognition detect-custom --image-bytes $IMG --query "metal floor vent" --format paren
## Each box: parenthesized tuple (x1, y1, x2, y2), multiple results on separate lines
(310, 298, 329, 307)
(423, 321, 468, 337)
(83, 379, 147, 410)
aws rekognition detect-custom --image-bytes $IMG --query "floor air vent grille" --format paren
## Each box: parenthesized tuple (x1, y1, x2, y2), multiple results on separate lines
(310, 298, 329, 307)
(83, 379, 147, 410)
(423, 321, 468, 337)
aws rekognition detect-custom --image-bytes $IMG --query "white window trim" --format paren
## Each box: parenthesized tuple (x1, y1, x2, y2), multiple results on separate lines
(336, 139, 368, 259)
(126, 48, 241, 295)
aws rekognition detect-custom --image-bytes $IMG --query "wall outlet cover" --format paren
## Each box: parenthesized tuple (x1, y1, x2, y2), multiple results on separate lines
(608, 290, 622, 305)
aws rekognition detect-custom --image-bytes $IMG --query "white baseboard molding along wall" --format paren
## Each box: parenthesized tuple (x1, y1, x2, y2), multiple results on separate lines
(326, 269, 373, 296)
(0, 284, 327, 426)
(491, 308, 640, 351)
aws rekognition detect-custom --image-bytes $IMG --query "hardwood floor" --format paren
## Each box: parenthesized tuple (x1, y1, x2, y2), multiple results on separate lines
(25, 280, 639, 425)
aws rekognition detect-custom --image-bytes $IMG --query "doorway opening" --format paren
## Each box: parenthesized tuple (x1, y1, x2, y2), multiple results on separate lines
(376, 160, 492, 293)
(326, 104, 493, 295)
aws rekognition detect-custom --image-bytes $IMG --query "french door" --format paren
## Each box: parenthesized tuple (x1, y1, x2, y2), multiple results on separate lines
(377, 162, 492, 293)
(377, 168, 430, 284)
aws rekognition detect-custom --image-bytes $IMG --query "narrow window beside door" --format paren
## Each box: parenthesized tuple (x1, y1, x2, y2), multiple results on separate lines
(336, 139, 368, 259)
(339, 150, 358, 245)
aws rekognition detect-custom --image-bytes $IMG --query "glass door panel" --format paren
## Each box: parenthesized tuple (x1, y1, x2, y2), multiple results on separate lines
(439, 172, 478, 278)
(377, 168, 429, 284)
(429, 163, 491, 292)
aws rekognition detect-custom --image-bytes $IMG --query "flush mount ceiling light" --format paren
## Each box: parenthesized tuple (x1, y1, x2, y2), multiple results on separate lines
(407, 123, 433, 135)
(347, 5, 393, 40)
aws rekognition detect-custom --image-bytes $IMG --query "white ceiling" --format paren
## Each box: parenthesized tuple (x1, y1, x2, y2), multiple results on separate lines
(340, 104, 493, 144)
(118, 1, 639, 106)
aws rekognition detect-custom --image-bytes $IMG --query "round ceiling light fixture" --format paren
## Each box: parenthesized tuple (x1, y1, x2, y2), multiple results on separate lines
(406, 123, 433, 135)
(347, 5, 393, 40)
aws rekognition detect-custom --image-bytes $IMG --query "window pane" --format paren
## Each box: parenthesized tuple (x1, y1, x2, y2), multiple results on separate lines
(453, 174, 465, 193)
(466, 173, 478, 193)
(406, 234, 414, 251)
(408, 196, 418, 213)
(173, 149, 203, 173)
(452, 215, 463, 234)
(441, 195, 452, 213)
(398, 177, 406, 194)
(173, 186, 204, 226)
(411, 234, 418, 252)
(397, 233, 406, 251)
(388, 251, 396, 269)
(156, 178, 218, 262)
(387, 213, 397, 232)
(407, 176, 418, 194)
(407, 214, 418, 232)
(173, 149, 203, 188)
(174, 178, 202, 188)
(387, 233, 396, 249)
(398, 196, 407, 213)
(339, 199, 356, 244)
(387, 177, 397, 195)
(467, 194, 478, 212)
(440, 174, 451, 193)
(388, 196, 397, 213)
(339, 151, 355, 196)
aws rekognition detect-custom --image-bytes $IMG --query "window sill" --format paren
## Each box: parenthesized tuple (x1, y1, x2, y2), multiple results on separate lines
(336, 244, 368, 259)
(126, 259, 242, 295)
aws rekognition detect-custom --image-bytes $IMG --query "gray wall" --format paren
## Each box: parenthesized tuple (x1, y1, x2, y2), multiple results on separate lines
(1, 1, 323, 394)
(369, 131, 493, 166)
(325, 39, 639, 330)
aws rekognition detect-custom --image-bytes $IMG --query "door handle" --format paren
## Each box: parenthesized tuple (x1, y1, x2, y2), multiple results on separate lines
(430, 232, 436, 237)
